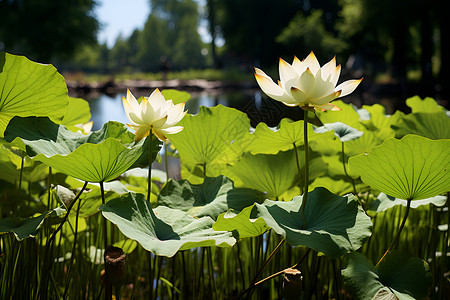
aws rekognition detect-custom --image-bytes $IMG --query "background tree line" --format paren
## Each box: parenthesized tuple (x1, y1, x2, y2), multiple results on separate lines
(0, 0, 449, 89)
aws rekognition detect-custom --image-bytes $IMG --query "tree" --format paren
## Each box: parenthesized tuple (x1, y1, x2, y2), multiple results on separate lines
(133, 0, 205, 71)
(216, 0, 300, 66)
(0, 0, 99, 63)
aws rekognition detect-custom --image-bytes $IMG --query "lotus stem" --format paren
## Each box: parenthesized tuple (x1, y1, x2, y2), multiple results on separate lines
(148, 135, 153, 202)
(302, 110, 310, 226)
(100, 181, 108, 249)
(293, 142, 303, 194)
(47, 166, 52, 210)
(341, 142, 362, 207)
(374, 198, 412, 269)
(47, 181, 88, 247)
(164, 142, 169, 182)
(235, 238, 285, 299)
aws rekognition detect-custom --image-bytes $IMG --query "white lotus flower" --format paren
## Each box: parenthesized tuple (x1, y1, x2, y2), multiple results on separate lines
(255, 51, 362, 111)
(122, 88, 186, 142)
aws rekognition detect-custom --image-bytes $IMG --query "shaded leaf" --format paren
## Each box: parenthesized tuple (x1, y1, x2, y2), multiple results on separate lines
(100, 192, 236, 257)
(255, 187, 372, 258)
(342, 251, 432, 299)
(158, 176, 264, 220)
(0, 207, 65, 241)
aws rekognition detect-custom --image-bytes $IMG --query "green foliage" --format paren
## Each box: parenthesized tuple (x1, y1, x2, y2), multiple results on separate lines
(342, 251, 432, 299)
(100, 192, 236, 257)
(1, 52, 449, 298)
(158, 176, 264, 220)
(349, 135, 450, 201)
(255, 187, 372, 258)
(0, 52, 69, 137)
(0, 0, 98, 62)
(276, 10, 347, 60)
(168, 105, 251, 181)
(4, 117, 161, 182)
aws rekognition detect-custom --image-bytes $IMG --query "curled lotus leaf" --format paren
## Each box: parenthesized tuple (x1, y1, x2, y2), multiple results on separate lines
(342, 251, 432, 299)
(255, 187, 372, 258)
(101, 192, 236, 257)
(314, 122, 364, 142)
(158, 176, 264, 220)
(4, 117, 161, 182)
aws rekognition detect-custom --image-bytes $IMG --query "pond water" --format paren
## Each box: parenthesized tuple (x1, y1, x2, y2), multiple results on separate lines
(86, 89, 306, 131)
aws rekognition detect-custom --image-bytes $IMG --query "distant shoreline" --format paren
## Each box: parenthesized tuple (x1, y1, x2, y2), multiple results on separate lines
(66, 78, 258, 99)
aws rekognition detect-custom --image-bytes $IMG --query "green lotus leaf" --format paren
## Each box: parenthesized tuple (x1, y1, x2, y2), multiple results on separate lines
(245, 119, 330, 155)
(349, 135, 450, 200)
(368, 193, 446, 212)
(0, 52, 69, 137)
(406, 96, 445, 114)
(4, 117, 161, 182)
(392, 111, 450, 139)
(315, 100, 365, 131)
(213, 205, 269, 239)
(68, 181, 130, 218)
(168, 105, 251, 180)
(60, 97, 91, 127)
(100, 192, 236, 257)
(0, 143, 21, 183)
(310, 176, 367, 196)
(314, 122, 364, 142)
(0, 207, 65, 241)
(229, 149, 327, 199)
(344, 130, 384, 157)
(391, 96, 449, 139)
(161, 89, 191, 105)
(255, 187, 372, 258)
(342, 251, 432, 299)
(158, 176, 264, 220)
(360, 104, 404, 141)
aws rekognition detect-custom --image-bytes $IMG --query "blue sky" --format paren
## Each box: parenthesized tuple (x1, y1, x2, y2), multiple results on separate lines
(95, 0, 211, 48)
(95, 0, 150, 48)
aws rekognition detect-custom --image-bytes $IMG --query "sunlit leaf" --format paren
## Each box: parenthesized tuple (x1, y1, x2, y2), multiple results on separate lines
(60, 97, 91, 127)
(245, 119, 330, 155)
(168, 105, 251, 180)
(161, 89, 191, 104)
(360, 104, 404, 141)
(213, 205, 269, 239)
(229, 149, 326, 199)
(158, 176, 264, 220)
(255, 187, 372, 258)
(406, 96, 445, 114)
(69, 181, 130, 218)
(315, 100, 365, 130)
(4, 117, 161, 182)
(349, 135, 450, 200)
(342, 251, 432, 299)
(100, 192, 236, 257)
(0, 52, 69, 137)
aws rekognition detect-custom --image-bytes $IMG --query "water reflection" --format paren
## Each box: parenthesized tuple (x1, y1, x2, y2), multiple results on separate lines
(87, 89, 305, 131)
